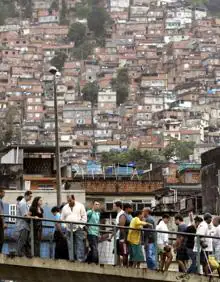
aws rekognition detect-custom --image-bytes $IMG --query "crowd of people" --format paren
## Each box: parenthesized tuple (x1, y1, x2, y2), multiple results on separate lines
(0, 189, 220, 276)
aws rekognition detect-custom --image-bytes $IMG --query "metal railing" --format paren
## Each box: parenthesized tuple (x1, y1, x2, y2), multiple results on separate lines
(1, 214, 220, 275)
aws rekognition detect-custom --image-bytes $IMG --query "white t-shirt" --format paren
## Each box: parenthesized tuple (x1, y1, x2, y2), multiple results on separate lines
(116, 209, 124, 240)
(213, 225, 220, 250)
(156, 220, 169, 245)
(193, 221, 214, 252)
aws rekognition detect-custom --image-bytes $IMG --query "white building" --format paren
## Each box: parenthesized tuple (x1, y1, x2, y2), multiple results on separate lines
(98, 88, 117, 112)
(110, 0, 130, 11)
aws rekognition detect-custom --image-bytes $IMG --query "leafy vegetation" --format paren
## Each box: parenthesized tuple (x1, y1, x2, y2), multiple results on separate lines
(87, 7, 109, 37)
(101, 149, 163, 169)
(0, 0, 18, 25)
(67, 23, 86, 46)
(101, 140, 195, 167)
(111, 68, 130, 105)
(50, 51, 67, 71)
(0, 106, 20, 146)
(50, 0, 59, 11)
(82, 81, 99, 104)
(71, 42, 94, 60)
(60, 0, 68, 24)
(163, 139, 195, 161)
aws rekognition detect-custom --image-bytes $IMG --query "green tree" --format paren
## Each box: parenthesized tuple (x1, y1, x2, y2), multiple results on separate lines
(82, 81, 99, 103)
(50, 51, 67, 71)
(0, 106, 20, 146)
(192, 0, 208, 5)
(71, 42, 93, 60)
(87, 7, 108, 36)
(60, 0, 68, 24)
(163, 139, 195, 161)
(100, 149, 160, 169)
(111, 68, 130, 105)
(67, 22, 86, 46)
(20, 0, 32, 18)
(75, 3, 90, 19)
(50, 0, 59, 11)
(0, 0, 18, 25)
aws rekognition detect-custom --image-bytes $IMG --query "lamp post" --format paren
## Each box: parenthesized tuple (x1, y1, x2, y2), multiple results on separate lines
(49, 66, 62, 206)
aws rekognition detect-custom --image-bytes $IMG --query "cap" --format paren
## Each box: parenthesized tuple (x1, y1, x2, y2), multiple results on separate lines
(204, 213, 212, 220)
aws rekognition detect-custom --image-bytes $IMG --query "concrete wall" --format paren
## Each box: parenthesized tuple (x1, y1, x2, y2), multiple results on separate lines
(3, 189, 86, 206)
(0, 255, 217, 282)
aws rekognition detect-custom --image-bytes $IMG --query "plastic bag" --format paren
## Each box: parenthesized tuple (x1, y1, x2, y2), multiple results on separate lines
(209, 255, 219, 270)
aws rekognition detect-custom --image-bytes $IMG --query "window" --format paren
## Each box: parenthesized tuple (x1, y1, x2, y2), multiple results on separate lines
(84, 141, 88, 146)
(9, 204, 17, 223)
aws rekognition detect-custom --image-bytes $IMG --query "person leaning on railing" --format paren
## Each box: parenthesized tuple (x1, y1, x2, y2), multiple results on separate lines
(86, 201, 100, 264)
(0, 188, 6, 253)
(61, 194, 87, 262)
(156, 214, 173, 272)
(51, 206, 69, 260)
(16, 191, 33, 258)
(127, 210, 152, 268)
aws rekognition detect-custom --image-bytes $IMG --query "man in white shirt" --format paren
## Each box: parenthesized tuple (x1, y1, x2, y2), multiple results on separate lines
(193, 214, 213, 275)
(213, 216, 220, 261)
(16, 191, 32, 257)
(113, 201, 125, 266)
(156, 214, 173, 271)
(61, 194, 87, 262)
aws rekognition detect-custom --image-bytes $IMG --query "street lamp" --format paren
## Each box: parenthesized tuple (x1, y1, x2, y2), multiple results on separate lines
(49, 66, 62, 206)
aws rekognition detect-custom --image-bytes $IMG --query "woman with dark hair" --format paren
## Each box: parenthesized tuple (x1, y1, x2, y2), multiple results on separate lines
(51, 206, 69, 260)
(29, 197, 44, 257)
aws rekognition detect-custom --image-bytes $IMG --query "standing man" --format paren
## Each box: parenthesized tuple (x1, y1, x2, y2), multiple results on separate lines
(113, 201, 125, 266)
(156, 214, 173, 272)
(185, 220, 197, 274)
(16, 191, 32, 257)
(174, 214, 189, 272)
(193, 213, 213, 276)
(86, 201, 100, 264)
(119, 203, 133, 267)
(61, 195, 87, 262)
(0, 188, 5, 253)
(143, 207, 156, 270)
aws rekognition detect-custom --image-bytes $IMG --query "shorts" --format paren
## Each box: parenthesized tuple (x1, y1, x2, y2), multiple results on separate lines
(176, 247, 189, 261)
(200, 251, 209, 265)
(116, 239, 128, 256)
(129, 244, 145, 262)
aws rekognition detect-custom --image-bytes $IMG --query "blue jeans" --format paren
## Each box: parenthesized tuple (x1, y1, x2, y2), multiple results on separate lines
(145, 243, 156, 270)
(67, 229, 85, 262)
(187, 248, 197, 273)
(87, 234, 99, 264)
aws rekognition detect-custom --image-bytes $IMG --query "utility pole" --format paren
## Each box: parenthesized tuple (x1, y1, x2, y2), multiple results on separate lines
(49, 67, 62, 206)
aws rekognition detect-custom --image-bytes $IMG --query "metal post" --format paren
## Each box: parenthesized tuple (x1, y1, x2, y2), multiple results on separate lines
(196, 235, 200, 274)
(113, 226, 117, 266)
(30, 218, 34, 257)
(154, 229, 158, 269)
(69, 223, 74, 261)
(53, 75, 62, 206)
